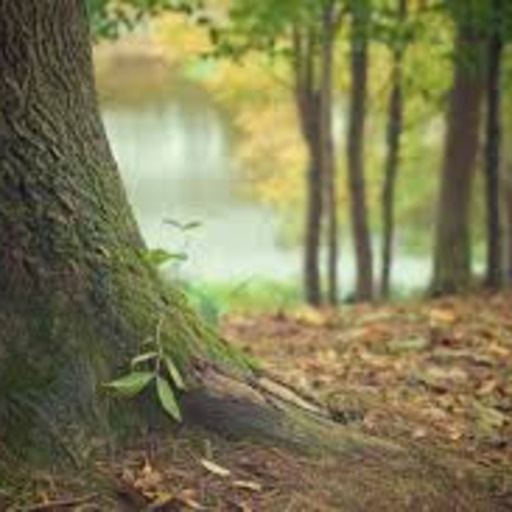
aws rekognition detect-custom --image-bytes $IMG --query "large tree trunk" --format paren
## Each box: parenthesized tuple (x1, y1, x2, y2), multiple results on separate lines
(431, 22, 485, 295)
(347, 0, 374, 301)
(483, 0, 504, 289)
(0, 0, 152, 460)
(380, 0, 406, 300)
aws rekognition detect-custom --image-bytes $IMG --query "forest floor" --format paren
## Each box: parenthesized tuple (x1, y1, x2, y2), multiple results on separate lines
(4, 293, 512, 511)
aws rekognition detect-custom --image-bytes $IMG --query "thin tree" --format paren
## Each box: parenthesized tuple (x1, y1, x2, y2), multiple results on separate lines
(293, 27, 325, 306)
(380, 0, 407, 299)
(320, 0, 343, 305)
(431, 8, 486, 295)
(483, 0, 505, 289)
(347, 0, 374, 301)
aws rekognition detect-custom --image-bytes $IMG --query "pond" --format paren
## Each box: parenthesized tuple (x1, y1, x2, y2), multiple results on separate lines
(100, 67, 432, 294)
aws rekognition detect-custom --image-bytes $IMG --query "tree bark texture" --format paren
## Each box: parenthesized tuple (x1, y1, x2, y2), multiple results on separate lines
(0, 0, 150, 460)
(347, 0, 374, 301)
(431, 22, 485, 295)
(380, 0, 406, 300)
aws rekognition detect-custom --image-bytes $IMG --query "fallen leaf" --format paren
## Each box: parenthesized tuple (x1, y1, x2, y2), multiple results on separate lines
(412, 427, 428, 439)
(429, 309, 457, 326)
(233, 480, 263, 492)
(471, 400, 507, 437)
(200, 458, 231, 478)
(176, 489, 205, 510)
(388, 338, 429, 353)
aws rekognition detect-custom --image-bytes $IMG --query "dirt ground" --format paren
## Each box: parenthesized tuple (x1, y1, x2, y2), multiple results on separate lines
(3, 293, 512, 511)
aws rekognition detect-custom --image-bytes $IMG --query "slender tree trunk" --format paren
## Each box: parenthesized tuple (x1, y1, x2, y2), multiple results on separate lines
(483, 0, 504, 289)
(293, 29, 324, 306)
(347, 0, 374, 301)
(304, 104, 324, 306)
(431, 22, 485, 295)
(380, 0, 406, 300)
(320, 2, 339, 305)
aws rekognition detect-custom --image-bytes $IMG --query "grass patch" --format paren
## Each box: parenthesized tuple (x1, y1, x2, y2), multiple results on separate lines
(183, 278, 303, 318)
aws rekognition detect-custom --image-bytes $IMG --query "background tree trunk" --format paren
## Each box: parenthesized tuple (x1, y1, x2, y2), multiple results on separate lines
(483, 0, 504, 289)
(347, 0, 374, 301)
(294, 29, 324, 306)
(380, 0, 407, 300)
(431, 22, 485, 295)
(320, 2, 339, 306)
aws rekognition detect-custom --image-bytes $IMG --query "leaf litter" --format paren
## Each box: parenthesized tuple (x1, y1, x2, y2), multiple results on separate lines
(5, 293, 512, 511)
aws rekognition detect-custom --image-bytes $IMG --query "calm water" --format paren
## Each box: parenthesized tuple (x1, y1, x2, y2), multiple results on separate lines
(101, 77, 431, 292)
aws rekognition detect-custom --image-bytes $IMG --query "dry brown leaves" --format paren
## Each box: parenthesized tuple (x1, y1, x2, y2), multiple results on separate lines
(224, 292, 512, 468)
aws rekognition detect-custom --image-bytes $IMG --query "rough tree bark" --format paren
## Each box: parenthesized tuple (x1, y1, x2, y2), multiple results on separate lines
(431, 20, 485, 295)
(380, 0, 406, 300)
(483, 0, 504, 289)
(347, 0, 374, 301)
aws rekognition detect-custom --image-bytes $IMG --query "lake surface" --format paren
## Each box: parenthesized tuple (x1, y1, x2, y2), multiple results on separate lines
(100, 75, 432, 293)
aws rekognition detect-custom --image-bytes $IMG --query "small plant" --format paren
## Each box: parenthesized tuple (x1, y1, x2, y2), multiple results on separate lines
(144, 218, 202, 277)
(105, 317, 185, 421)
(146, 218, 222, 328)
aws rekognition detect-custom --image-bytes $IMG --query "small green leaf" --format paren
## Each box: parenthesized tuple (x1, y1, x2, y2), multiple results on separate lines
(131, 351, 158, 367)
(164, 356, 186, 390)
(145, 248, 188, 266)
(156, 376, 182, 421)
(182, 221, 202, 231)
(164, 218, 183, 229)
(105, 372, 154, 397)
(164, 219, 202, 232)
(167, 252, 188, 261)
(146, 249, 173, 267)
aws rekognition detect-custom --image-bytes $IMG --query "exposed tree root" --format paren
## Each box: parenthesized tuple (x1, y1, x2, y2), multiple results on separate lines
(180, 361, 512, 511)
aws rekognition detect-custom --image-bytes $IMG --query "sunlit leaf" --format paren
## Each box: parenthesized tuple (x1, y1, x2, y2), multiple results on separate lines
(105, 371, 154, 396)
(131, 351, 158, 367)
(200, 458, 231, 477)
(145, 248, 174, 267)
(156, 376, 182, 421)
(164, 356, 186, 390)
(233, 480, 263, 492)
